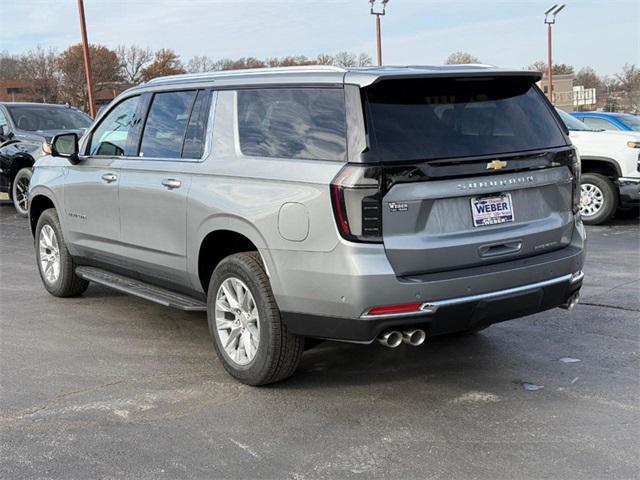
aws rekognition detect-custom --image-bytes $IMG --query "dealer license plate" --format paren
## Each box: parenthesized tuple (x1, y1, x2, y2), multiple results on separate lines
(470, 193, 514, 227)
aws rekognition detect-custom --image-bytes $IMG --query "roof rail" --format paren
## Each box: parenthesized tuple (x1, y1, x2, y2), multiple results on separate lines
(144, 65, 347, 85)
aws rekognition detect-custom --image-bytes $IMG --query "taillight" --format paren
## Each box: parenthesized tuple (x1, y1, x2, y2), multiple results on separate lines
(570, 148, 581, 214)
(330, 165, 383, 243)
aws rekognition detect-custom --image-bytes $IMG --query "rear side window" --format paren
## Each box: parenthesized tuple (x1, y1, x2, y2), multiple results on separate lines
(182, 90, 211, 159)
(237, 88, 347, 161)
(364, 77, 567, 162)
(140, 90, 197, 159)
(581, 117, 620, 131)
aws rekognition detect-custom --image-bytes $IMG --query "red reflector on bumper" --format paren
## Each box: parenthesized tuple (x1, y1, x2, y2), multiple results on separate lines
(366, 303, 423, 316)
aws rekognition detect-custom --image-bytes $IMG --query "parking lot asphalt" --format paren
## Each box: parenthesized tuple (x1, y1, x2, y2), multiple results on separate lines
(0, 201, 638, 480)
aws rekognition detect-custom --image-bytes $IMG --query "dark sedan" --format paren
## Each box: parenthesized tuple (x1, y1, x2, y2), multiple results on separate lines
(0, 102, 92, 216)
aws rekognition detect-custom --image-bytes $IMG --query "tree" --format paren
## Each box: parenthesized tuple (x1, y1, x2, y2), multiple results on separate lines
(186, 55, 216, 73)
(574, 67, 602, 89)
(357, 52, 373, 67)
(528, 60, 574, 75)
(333, 51, 357, 68)
(615, 64, 640, 112)
(316, 53, 334, 65)
(58, 44, 121, 110)
(116, 45, 152, 83)
(140, 49, 185, 81)
(445, 51, 481, 65)
(20, 47, 61, 103)
(0, 51, 23, 80)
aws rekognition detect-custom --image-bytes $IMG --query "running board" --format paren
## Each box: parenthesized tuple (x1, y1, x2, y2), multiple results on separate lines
(75, 266, 207, 311)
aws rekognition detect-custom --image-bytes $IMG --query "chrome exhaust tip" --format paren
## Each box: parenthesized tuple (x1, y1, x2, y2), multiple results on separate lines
(377, 330, 403, 348)
(402, 329, 426, 346)
(560, 292, 580, 310)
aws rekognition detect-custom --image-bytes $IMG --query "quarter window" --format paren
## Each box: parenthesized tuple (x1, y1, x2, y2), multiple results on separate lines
(89, 95, 140, 156)
(139, 90, 197, 159)
(237, 88, 347, 161)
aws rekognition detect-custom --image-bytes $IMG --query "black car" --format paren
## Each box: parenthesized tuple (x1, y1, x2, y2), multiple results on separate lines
(0, 102, 92, 215)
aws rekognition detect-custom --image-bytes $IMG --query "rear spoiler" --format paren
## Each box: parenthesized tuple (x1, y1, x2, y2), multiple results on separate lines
(345, 68, 542, 88)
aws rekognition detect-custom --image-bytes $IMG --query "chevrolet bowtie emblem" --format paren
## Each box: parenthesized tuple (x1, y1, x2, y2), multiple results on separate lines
(486, 160, 508, 170)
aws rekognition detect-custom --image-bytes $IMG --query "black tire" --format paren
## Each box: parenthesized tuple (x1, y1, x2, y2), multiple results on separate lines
(579, 173, 618, 225)
(207, 251, 304, 386)
(35, 208, 89, 297)
(12, 167, 32, 217)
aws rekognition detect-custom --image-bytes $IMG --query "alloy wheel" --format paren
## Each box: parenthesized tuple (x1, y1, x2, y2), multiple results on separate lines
(14, 175, 30, 215)
(215, 277, 260, 366)
(580, 183, 604, 217)
(39, 224, 61, 284)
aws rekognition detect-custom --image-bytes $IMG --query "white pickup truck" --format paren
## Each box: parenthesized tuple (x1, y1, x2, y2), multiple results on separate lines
(557, 109, 640, 224)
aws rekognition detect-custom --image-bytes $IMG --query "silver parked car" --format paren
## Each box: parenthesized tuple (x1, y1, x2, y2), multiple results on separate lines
(29, 66, 585, 385)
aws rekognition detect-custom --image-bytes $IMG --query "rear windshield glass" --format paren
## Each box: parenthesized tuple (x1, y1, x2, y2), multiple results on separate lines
(6, 106, 91, 131)
(363, 77, 566, 162)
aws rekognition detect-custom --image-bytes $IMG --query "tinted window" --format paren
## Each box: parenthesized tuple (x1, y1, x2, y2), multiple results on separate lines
(237, 88, 346, 161)
(618, 114, 640, 131)
(0, 109, 8, 128)
(182, 90, 211, 159)
(557, 109, 590, 131)
(140, 90, 197, 158)
(6, 106, 91, 131)
(581, 117, 620, 131)
(89, 96, 140, 156)
(364, 78, 567, 162)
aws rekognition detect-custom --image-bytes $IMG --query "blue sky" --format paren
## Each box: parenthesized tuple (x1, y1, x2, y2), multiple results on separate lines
(2, 0, 638, 76)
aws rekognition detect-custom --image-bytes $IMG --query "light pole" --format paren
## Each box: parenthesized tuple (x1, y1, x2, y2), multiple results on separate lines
(544, 4, 565, 104)
(369, 0, 389, 66)
(77, 0, 96, 117)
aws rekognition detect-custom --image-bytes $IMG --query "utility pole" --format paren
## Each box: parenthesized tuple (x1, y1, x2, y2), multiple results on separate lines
(543, 4, 565, 104)
(77, 0, 96, 117)
(369, 0, 390, 66)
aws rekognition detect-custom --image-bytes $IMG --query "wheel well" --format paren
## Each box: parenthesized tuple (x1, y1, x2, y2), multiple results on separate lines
(581, 158, 620, 180)
(9, 156, 34, 184)
(29, 195, 55, 236)
(198, 230, 258, 292)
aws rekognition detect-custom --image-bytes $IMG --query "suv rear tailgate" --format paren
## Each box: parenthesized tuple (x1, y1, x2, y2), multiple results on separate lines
(382, 166, 574, 276)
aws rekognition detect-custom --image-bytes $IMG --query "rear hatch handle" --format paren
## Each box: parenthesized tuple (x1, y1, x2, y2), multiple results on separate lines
(478, 240, 522, 258)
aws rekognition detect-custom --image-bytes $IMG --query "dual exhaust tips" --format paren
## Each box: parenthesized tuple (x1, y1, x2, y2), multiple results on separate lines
(377, 329, 426, 348)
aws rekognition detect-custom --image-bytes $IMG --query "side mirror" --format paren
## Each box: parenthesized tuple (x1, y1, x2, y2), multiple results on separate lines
(50, 133, 80, 164)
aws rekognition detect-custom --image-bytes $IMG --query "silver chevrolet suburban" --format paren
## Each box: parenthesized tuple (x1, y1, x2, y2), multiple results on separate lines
(29, 66, 585, 385)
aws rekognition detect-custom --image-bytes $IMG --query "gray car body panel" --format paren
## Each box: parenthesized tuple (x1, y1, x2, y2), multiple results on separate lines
(29, 65, 584, 342)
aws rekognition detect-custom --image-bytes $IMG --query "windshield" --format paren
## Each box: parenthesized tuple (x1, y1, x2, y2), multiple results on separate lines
(6, 105, 92, 132)
(363, 77, 567, 162)
(618, 114, 640, 131)
(556, 108, 591, 131)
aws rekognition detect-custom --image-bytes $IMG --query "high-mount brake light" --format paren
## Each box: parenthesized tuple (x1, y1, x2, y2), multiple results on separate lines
(330, 165, 383, 243)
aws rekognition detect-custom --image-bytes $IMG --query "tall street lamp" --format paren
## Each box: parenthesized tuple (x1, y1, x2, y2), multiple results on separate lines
(544, 4, 565, 104)
(77, 0, 96, 117)
(369, 0, 389, 66)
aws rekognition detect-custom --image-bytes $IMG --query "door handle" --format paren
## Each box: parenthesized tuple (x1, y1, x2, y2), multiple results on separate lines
(161, 178, 182, 190)
(101, 173, 117, 183)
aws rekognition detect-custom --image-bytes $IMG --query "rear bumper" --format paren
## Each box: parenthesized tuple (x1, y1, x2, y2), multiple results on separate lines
(282, 272, 583, 342)
(618, 177, 640, 207)
(270, 216, 586, 343)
